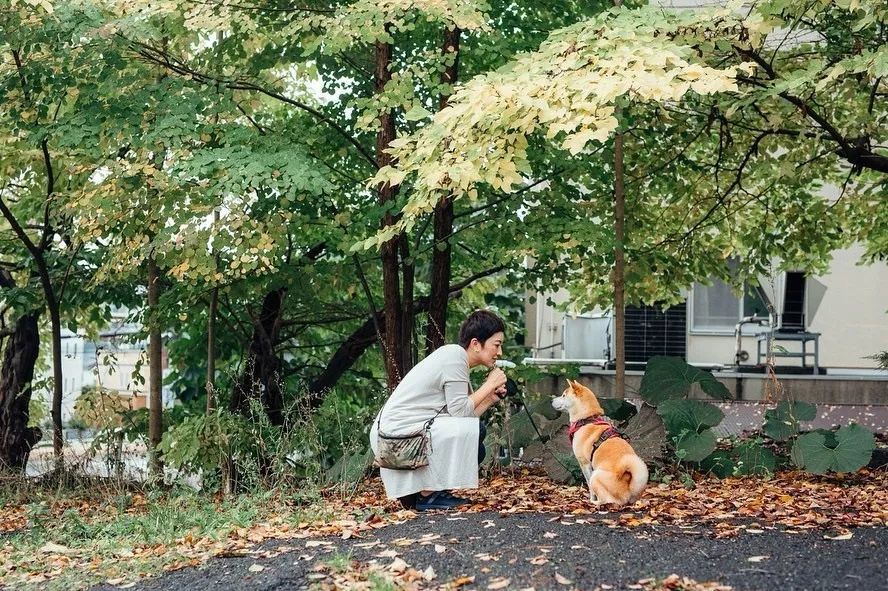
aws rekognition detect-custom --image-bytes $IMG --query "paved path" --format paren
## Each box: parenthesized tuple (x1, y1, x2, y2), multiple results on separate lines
(92, 512, 886, 591)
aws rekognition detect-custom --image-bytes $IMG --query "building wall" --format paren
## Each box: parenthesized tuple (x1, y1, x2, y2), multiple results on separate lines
(39, 331, 173, 428)
(807, 246, 888, 368)
(529, 246, 888, 371)
(688, 246, 888, 369)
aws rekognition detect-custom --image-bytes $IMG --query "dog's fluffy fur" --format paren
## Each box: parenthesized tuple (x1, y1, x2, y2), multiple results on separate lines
(552, 380, 648, 506)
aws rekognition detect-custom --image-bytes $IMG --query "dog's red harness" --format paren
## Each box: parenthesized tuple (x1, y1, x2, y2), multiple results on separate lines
(567, 417, 629, 454)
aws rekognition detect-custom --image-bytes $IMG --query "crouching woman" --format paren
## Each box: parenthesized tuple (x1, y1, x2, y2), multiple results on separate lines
(370, 310, 508, 511)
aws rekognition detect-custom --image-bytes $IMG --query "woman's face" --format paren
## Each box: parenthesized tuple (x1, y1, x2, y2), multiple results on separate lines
(470, 332, 504, 368)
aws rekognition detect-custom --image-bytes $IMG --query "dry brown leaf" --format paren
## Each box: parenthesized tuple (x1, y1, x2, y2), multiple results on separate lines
(488, 577, 512, 589)
(423, 566, 436, 581)
(388, 557, 409, 573)
(555, 572, 573, 585)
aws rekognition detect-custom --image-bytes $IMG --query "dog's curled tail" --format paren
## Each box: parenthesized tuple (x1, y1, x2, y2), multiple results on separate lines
(621, 455, 649, 501)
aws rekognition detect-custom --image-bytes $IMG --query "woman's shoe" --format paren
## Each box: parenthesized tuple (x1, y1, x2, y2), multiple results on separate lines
(397, 493, 418, 509)
(439, 491, 470, 506)
(415, 491, 467, 511)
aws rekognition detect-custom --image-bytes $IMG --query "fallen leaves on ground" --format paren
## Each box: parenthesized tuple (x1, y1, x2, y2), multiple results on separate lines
(447, 468, 887, 537)
(2, 467, 884, 588)
(634, 573, 733, 590)
(304, 553, 439, 590)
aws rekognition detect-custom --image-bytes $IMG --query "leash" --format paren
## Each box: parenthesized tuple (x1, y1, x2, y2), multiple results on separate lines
(503, 377, 580, 476)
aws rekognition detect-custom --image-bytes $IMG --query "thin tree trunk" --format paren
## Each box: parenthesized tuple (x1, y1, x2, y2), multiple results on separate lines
(0, 272, 41, 471)
(375, 35, 403, 389)
(613, 0, 626, 399)
(399, 235, 415, 374)
(426, 26, 461, 354)
(147, 255, 163, 476)
(45, 289, 64, 462)
(2, 57, 65, 465)
(206, 286, 218, 413)
(613, 130, 626, 399)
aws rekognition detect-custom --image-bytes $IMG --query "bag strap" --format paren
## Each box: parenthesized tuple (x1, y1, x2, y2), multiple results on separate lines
(377, 398, 447, 433)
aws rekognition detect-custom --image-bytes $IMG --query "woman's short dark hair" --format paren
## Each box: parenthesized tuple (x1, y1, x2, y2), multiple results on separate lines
(458, 310, 506, 348)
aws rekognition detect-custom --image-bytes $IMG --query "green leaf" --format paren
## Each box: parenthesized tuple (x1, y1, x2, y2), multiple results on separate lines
(763, 400, 817, 441)
(598, 398, 638, 422)
(733, 442, 777, 476)
(698, 450, 735, 478)
(640, 356, 730, 405)
(791, 424, 875, 474)
(656, 399, 725, 435)
(673, 429, 717, 462)
(404, 104, 432, 121)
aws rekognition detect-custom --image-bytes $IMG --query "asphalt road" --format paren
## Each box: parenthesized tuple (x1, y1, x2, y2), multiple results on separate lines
(91, 511, 887, 591)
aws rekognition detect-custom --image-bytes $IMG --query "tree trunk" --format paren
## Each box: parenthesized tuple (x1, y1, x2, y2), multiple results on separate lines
(375, 36, 403, 389)
(426, 26, 461, 355)
(0, 305, 41, 472)
(308, 314, 379, 405)
(613, 126, 626, 399)
(232, 288, 286, 426)
(306, 264, 504, 405)
(611, 0, 626, 398)
(206, 286, 218, 413)
(31, 263, 64, 464)
(47, 295, 63, 463)
(147, 256, 163, 477)
(399, 235, 415, 374)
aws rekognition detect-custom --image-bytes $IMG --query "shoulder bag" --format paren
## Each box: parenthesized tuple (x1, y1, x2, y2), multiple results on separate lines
(375, 404, 447, 470)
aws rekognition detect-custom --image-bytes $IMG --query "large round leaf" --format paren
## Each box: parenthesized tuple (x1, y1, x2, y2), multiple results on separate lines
(640, 356, 731, 405)
(791, 424, 875, 474)
(673, 429, 717, 462)
(763, 400, 817, 441)
(656, 399, 725, 436)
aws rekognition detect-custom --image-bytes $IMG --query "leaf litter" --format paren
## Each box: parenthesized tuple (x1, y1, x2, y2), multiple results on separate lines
(2, 467, 884, 588)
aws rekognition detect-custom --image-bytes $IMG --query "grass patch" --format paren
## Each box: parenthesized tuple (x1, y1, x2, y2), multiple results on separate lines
(0, 474, 325, 591)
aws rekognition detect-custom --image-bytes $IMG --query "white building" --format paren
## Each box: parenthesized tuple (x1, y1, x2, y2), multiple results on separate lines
(39, 310, 174, 427)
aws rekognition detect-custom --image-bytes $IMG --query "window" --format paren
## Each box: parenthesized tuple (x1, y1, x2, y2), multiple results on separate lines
(692, 280, 769, 332)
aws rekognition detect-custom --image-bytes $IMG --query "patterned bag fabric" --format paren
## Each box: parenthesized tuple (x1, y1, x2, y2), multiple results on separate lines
(375, 405, 446, 471)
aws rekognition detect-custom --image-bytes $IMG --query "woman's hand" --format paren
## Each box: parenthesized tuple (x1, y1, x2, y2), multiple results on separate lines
(484, 367, 507, 393)
(470, 368, 509, 416)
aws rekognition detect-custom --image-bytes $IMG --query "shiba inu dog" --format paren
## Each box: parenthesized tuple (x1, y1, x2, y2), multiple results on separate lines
(552, 379, 648, 506)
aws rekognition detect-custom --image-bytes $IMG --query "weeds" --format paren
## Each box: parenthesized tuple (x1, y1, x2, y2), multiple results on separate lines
(0, 474, 316, 591)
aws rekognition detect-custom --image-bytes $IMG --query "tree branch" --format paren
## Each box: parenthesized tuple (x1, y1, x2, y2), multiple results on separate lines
(130, 40, 379, 169)
(0, 184, 42, 259)
(734, 47, 888, 174)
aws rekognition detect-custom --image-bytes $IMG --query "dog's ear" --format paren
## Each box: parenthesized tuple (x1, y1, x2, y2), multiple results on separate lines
(565, 379, 575, 390)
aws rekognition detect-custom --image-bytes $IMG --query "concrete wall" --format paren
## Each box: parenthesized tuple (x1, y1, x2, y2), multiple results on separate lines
(528, 369, 888, 406)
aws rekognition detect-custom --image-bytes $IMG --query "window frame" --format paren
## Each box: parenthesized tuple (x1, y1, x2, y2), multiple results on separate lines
(689, 279, 769, 336)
